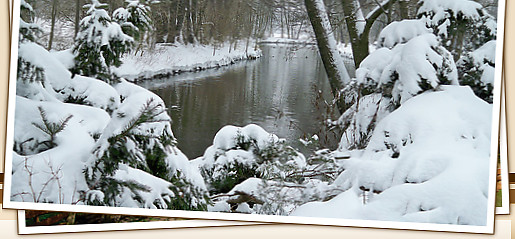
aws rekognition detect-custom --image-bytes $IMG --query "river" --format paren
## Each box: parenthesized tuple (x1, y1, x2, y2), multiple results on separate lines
(138, 44, 356, 159)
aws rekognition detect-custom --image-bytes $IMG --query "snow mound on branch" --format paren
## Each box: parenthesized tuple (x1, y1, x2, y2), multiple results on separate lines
(293, 86, 492, 225)
(356, 34, 458, 104)
(465, 40, 497, 85)
(18, 42, 71, 91)
(17, 42, 120, 111)
(418, 0, 496, 38)
(112, 166, 177, 209)
(467, 40, 497, 76)
(377, 20, 431, 48)
(418, 0, 483, 22)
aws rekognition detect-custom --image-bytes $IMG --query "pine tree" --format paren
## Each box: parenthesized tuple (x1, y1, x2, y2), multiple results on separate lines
(84, 83, 209, 210)
(113, 0, 153, 47)
(72, 0, 133, 81)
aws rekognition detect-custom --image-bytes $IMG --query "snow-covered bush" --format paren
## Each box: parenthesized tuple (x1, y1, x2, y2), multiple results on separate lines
(417, 0, 496, 58)
(194, 124, 307, 195)
(293, 86, 492, 225)
(457, 40, 496, 103)
(377, 20, 431, 48)
(197, 125, 349, 215)
(339, 33, 458, 150)
(84, 80, 209, 210)
(72, 0, 133, 81)
(113, 0, 153, 44)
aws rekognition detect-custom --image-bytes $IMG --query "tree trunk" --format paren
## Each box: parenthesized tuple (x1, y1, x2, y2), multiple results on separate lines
(74, 0, 81, 38)
(305, 0, 351, 114)
(48, 0, 58, 50)
(185, 0, 196, 44)
(341, 0, 367, 67)
(341, 0, 398, 67)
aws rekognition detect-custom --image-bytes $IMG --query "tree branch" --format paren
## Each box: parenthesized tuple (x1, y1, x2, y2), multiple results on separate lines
(364, 0, 398, 33)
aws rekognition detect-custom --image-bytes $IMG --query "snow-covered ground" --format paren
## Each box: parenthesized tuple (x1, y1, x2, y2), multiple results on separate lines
(114, 42, 262, 81)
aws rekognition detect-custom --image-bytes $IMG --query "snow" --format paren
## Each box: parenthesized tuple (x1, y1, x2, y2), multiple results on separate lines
(418, 0, 496, 38)
(114, 42, 262, 81)
(11, 96, 110, 204)
(293, 86, 492, 225)
(467, 40, 496, 85)
(418, 0, 484, 23)
(377, 20, 431, 48)
(338, 93, 392, 150)
(113, 166, 177, 209)
(468, 40, 497, 68)
(195, 124, 306, 173)
(356, 33, 458, 104)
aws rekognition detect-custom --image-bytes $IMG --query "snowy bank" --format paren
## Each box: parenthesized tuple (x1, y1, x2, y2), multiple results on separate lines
(114, 43, 262, 81)
(293, 86, 492, 225)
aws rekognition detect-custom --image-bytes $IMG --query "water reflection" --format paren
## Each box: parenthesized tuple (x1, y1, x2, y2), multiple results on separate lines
(139, 44, 355, 158)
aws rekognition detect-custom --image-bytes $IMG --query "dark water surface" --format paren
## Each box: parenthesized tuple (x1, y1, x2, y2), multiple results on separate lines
(138, 44, 355, 158)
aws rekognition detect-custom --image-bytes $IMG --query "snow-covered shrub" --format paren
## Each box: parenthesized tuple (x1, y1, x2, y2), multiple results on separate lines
(84, 80, 209, 210)
(377, 20, 431, 48)
(293, 86, 492, 225)
(197, 125, 349, 215)
(417, 0, 496, 58)
(457, 40, 496, 103)
(339, 33, 458, 150)
(113, 0, 153, 44)
(72, 0, 133, 81)
(11, 96, 110, 204)
(194, 124, 307, 195)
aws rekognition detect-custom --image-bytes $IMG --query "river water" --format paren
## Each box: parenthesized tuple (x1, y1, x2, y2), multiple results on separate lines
(138, 44, 355, 159)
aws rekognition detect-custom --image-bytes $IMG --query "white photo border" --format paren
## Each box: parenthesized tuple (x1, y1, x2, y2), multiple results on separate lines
(3, 0, 506, 234)
(496, 74, 510, 215)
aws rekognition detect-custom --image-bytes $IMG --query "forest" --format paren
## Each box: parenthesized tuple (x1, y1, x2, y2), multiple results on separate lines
(10, 0, 500, 227)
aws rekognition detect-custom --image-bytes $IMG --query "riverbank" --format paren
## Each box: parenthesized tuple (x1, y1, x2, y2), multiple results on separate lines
(113, 42, 262, 82)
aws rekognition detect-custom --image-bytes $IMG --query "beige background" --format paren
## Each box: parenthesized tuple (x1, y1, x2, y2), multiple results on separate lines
(1, 0, 514, 238)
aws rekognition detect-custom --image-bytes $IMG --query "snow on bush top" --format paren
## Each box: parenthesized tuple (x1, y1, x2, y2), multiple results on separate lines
(377, 20, 431, 48)
(356, 33, 458, 104)
(17, 42, 120, 110)
(468, 40, 497, 67)
(293, 86, 492, 225)
(418, 0, 496, 38)
(194, 124, 306, 195)
(79, 3, 133, 47)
